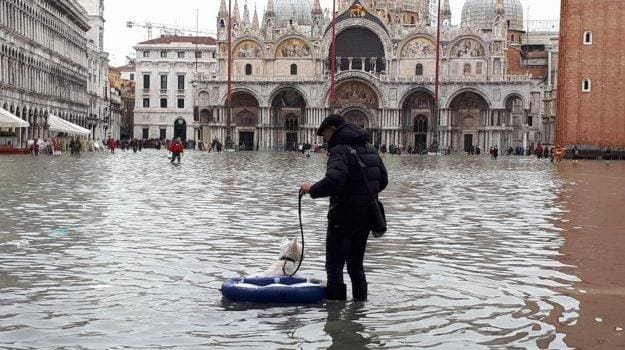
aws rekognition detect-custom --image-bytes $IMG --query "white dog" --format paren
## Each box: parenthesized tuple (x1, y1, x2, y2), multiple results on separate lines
(261, 236, 303, 277)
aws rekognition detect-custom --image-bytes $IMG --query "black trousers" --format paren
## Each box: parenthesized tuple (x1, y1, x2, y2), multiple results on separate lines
(325, 222, 369, 289)
(171, 152, 181, 163)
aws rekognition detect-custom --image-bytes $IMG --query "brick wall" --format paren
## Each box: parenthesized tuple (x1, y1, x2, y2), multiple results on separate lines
(556, 0, 625, 148)
(507, 46, 549, 78)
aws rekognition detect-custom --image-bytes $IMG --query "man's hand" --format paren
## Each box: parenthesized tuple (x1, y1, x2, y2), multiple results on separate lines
(300, 182, 313, 194)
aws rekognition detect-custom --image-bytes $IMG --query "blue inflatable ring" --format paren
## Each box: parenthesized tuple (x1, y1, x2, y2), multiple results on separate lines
(221, 276, 326, 303)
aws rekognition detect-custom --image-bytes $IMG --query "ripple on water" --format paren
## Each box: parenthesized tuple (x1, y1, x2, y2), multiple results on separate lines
(0, 151, 576, 349)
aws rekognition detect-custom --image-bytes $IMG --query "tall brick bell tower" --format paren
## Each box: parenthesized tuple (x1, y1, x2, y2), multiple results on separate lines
(556, 0, 625, 149)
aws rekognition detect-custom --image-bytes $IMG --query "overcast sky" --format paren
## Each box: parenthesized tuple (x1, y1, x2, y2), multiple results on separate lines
(104, 0, 561, 66)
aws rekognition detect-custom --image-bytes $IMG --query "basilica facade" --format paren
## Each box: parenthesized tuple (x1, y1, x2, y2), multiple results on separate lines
(192, 0, 544, 152)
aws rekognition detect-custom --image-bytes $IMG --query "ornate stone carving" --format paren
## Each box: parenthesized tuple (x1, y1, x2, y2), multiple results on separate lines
(234, 40, 262, 58)
(348, 3, 367, 18)
(276, 38, 311, 58)
(198, 91, 210, 106)
(265, 19, 274, 41)
(450, 38, 484, 58)
(335, 81, 378, 108)
(312, 16, 321, 37)
(401, 37, 435, 58)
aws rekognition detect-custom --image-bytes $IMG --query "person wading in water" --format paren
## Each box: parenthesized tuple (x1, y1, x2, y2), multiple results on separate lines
(169, 137, 184, 164)
(300, 114, 388, 301)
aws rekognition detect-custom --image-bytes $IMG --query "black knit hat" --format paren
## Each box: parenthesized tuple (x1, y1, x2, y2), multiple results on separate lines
(316, 114, 345, 136)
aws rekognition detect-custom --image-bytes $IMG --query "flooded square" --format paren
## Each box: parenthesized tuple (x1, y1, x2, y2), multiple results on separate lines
(3, 151, 613, 348)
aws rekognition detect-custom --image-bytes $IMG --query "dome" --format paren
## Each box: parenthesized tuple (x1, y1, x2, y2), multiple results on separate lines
(274, 0, 313, 27)
(461, 0, 524, 32)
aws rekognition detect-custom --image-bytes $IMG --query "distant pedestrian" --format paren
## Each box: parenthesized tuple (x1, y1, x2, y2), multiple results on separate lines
(572, 145, 579, 163)
(108, 138, 117, 154)
(604, 146, 612, 164)
(169, 137, 184, 164)
(535, 144, 543, 159)
(554, 145, 566, 162)
(131, 138, 138, 153)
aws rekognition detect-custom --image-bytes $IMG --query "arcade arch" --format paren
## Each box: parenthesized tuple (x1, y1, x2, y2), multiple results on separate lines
(271, 88, 306, 150)
(231, 91, 260, 150)
(448, 91, 490, 152)
(330, 27, 386, 73)
(402, 89, 435, 152)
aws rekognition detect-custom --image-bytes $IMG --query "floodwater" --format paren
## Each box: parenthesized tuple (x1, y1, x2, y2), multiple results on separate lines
(0, 150, 579, 349)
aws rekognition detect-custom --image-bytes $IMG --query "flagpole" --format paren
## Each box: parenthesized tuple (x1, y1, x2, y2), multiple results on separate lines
(227, 0, 233, 148)
(329, 0, 337, 111)
(434, 0, 442, 153)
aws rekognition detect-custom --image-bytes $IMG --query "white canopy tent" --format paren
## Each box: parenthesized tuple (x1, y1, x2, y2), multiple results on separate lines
(0, 107, 30, 128)
(0, 107, 30, 147)
(48, 114, 91, 136)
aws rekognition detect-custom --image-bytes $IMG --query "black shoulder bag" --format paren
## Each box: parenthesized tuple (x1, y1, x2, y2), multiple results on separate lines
(349, 148, 387, 237)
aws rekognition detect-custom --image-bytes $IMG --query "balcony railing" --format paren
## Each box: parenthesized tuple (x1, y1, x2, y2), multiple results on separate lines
(193, 71, 532, 83)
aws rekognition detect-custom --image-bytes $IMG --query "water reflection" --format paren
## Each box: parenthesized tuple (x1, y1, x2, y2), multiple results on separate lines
(325, 302, 371, 349)
(552, 161, 625, 348)
(0, 151, 578, 348)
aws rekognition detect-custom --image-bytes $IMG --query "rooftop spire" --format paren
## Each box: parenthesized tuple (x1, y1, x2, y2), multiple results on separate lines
(252, 4, 259, 30)
(265, 0, 275, 17)
(218, 0, 227, 17)
(496, 0, 505, 15)
(233, 0, 241, 24)
(312, 0, 322, 15)
(442, 0, 451, 23)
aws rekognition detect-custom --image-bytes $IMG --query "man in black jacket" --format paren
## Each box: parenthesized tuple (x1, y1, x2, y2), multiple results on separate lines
(300, 114, 388, 301)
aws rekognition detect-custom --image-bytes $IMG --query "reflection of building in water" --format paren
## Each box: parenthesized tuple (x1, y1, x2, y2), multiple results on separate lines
(192, 0, 557, 152)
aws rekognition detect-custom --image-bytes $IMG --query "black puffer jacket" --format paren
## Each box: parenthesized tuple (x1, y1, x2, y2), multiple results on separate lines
(309, 123, 388, 226)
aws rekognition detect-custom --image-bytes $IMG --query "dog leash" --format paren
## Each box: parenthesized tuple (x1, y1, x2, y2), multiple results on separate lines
(284, 189, 305, 277)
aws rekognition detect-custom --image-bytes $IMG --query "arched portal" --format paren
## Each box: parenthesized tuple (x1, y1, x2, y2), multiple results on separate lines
(231, 91, 260, 150)
(174, 117, 187, 141)
(449, 91, 489, 152)
(284, 113, 299, 151)
(333, 80, 378, 142)
(331, 27, 386, 73)
(505, 94, 525, 147)
(343, 108, 369, 128)
(505, 94, 524, 127)
(402, 90, 435, 152)
(271, 88, 306, 151)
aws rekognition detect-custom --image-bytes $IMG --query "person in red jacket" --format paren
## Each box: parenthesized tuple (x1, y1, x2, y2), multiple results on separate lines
(169, 137, 184, 164)
(108, 138, 117, 154)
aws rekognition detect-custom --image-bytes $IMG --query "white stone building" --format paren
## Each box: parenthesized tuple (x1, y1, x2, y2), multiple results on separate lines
(133, 36, 217, 141)
(77, 0, 112, 142)
(0, 0, 90, 147)
(192, 0, 551, 153)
